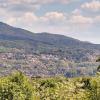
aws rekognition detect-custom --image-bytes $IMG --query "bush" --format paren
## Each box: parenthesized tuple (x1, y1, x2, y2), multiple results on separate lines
(0, 71, 34, 100)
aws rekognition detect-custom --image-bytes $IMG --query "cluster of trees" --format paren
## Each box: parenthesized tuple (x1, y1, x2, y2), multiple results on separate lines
(0, 58, 99, 100)
(0, 71, 34, 100)
(0, 71, 100, 100)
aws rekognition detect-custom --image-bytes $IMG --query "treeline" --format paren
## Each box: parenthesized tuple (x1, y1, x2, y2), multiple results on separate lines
(0, 71, 100, 100)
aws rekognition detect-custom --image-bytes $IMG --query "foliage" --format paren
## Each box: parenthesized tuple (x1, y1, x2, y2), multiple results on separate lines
(0, 72, 100, 100)
(0, 71, 34, 100)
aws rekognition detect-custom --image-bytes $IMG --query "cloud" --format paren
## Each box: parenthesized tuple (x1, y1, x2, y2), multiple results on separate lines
(19, 12, 38, 25)
(0, 0, 39, 14)
(81, 0, 100, 12)
(57, 0, 77, 4)
(5, 11, 66, 27)
(0, 0, 77, 17)
(72, 9, 81, 15)
(94, 15, 100, 24)
(0, 0, 75, 7)
(5, 11, 98, 29)
(5, 12, 38, 26)
(40, 12, 66, 25)
(14, 0, 76, 5)
(6, 17, 17, 25)
(69, 15, 93, 24)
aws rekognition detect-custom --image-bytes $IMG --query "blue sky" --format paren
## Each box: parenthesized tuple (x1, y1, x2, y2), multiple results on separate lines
(0, 0, 100, 44)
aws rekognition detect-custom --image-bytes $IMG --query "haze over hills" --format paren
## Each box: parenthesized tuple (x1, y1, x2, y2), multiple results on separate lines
(0, 22, 99, 77)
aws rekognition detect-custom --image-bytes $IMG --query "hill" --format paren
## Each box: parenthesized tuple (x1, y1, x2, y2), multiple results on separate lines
(0, 22, 99, 77)
(0, 22, 100, 49)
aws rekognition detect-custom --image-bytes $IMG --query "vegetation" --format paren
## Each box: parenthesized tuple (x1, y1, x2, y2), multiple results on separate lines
(0, 71, 100, 100)
(0, 22, 100, 99)
(0, 71, 34, 100)
(0, 22, 99, 77)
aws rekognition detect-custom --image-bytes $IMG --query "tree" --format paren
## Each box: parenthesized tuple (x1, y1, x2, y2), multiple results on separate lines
(0, 71, 34, 100)
(96, 57, 100, 72)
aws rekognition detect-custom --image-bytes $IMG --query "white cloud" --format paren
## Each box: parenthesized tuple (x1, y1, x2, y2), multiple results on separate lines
(6, 12, 38, 26)
(94, 15, 100, 23)
(70, 15, 93, 24)
(6, 17, 17, 25)
(0, 0, 75, 6)
(5, 11, 97, 30)
(0, 0, 79, 16)
(5, 11, 65, 27)
(58, 0, 74, 4)
(81, 0, 100, 11)
(31, 0, 76, 5)
(20, 12, 38, 21)
(40, 12, 66, 22)
(72, 9, 81, 15)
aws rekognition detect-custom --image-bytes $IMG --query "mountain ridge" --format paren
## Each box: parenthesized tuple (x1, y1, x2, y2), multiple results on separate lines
(0, 22, 98, 43)
(0, 22, 99, 77)
(0, 22, 100, 49)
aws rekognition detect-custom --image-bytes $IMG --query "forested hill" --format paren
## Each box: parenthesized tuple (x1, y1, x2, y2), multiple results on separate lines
(0, 22, 100, 61)
(0, 22, 99, 46)
(0, 22, 99, 48)
(0, 22, 99, 77)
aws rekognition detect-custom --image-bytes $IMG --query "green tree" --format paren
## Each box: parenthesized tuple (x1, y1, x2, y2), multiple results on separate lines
(0, 71, 34, 100)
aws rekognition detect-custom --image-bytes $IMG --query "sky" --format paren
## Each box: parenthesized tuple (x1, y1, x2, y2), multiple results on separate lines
(0, 0, 100, 44)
